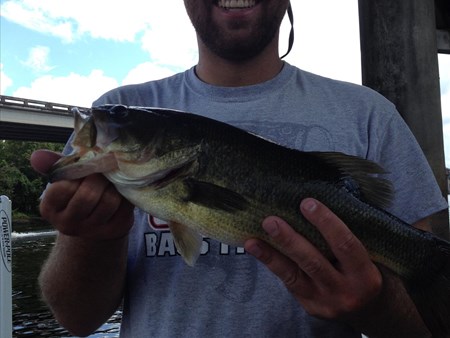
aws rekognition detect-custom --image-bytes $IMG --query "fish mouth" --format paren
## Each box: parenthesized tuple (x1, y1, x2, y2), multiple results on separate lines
(216, 0, 259, 10)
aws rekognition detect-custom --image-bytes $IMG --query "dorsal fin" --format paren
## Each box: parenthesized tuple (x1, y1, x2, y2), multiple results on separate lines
(312, 152, 394, 209)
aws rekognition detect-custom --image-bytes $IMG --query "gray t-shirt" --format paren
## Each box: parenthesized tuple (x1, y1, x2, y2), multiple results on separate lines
(91, 62, 447, 337)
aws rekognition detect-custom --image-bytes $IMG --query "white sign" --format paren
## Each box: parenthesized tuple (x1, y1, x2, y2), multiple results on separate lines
(0, 195, 12, 338)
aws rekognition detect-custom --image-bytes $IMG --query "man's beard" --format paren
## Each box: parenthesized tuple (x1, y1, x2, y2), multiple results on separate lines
(194, 15, 282, 61)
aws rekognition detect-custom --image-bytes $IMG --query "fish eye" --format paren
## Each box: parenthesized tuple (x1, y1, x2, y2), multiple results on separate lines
(109, 105, 129, 118)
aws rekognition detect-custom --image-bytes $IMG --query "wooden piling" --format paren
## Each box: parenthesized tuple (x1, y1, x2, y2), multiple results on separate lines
(358, 0, 449, 239)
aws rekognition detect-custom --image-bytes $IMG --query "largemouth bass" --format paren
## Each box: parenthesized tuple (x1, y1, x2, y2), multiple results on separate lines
(49, 104, 450, 337)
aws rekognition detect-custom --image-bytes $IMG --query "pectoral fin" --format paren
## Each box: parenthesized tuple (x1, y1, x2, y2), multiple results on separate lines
(185, 179, 249, 212)
(169, 221, 203, 267)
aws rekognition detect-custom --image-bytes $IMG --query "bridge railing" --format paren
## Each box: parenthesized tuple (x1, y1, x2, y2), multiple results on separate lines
(0, 95, 77, 116)
(0, 95, 89, 142)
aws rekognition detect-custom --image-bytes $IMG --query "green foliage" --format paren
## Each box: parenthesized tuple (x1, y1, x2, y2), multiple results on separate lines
(0, 140, 64, 216)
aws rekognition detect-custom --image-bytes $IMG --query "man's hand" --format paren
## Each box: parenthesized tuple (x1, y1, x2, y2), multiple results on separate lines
(245, 198, 431, 337)
(245, 197, 382, 319)
(31, 149, 134, 336)
(30, 149, 134, 240)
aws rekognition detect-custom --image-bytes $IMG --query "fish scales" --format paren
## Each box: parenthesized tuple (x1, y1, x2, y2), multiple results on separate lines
(48, 104, 450, 337)
(175, 117, 408, 265)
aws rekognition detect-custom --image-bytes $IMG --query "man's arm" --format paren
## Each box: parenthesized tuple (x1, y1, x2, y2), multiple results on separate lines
(32, 151, 134, 336)
(245, 198, 432, 338)
(39, 233, 129, 336)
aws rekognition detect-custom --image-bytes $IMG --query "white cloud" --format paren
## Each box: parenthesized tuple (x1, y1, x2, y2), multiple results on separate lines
(439, 55, 450, 97)
(283, 1, 362, 84)
(442, 119, 450, 168)
(62, 1, 150, 42)
(22, 46, 54, 72)
(140, 27, 198, 71)
(13, 70, 118, 107)
(0, 64, 13, 94)
(438, 55, 450, 167)
(122, 62, 178, 86)
(0, 0, 190, 43)
(1, 1, 198, 71)
(1, 0, 75, 43)
(139, 4, 198, 69)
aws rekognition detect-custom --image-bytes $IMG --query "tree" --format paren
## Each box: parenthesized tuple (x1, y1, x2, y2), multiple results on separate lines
(0, 140, 64, 216)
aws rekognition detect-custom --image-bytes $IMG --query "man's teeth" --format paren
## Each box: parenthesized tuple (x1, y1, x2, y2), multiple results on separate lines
(218, 0, 256, 9)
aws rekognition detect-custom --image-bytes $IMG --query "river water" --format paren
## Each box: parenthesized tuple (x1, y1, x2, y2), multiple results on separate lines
(11, 221, 121, 338)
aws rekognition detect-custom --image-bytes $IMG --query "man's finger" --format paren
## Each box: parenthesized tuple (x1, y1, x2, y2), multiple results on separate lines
(30, 149, 62, 175)
(300, 198, 371, 273)
(258, 216, 340, 288)
(244, 237, 313, 297)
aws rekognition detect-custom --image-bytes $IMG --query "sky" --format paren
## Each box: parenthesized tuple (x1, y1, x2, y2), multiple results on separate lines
(1, 0, 449, 166)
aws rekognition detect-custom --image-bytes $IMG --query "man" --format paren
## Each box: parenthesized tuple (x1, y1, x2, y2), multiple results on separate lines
(32, 1, 447, 337)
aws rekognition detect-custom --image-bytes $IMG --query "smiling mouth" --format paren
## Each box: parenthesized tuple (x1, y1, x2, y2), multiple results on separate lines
(217, 0, 258, 9)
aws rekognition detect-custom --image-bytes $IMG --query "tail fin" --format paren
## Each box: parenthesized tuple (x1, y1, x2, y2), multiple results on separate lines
(407, 237, 450, 338)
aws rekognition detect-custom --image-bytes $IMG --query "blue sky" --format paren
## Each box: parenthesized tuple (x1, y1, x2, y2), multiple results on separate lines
(1, 0, 450, 166)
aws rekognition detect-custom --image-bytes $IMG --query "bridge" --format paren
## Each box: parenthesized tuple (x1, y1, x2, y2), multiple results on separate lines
(0, 95, 83, 143)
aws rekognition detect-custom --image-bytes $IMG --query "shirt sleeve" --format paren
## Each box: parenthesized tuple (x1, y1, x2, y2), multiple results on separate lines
(371, 110, 448, 224)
